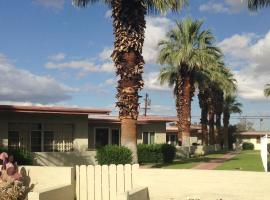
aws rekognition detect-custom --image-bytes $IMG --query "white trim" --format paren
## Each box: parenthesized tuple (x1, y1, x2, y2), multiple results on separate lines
(142, 132, 155, 145)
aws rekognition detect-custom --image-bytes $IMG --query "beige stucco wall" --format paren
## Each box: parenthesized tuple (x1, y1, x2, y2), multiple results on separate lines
(19, 166, 74, 200)
(0, 112, 89, 151)
(88, 122, 167, 149)
(137, 123, 166, 144)
(19, 166, 74, 191)
(34, 151, 96, 166)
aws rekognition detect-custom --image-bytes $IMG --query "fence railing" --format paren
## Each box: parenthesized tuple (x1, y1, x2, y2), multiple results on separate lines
(75, 164, 139, 200)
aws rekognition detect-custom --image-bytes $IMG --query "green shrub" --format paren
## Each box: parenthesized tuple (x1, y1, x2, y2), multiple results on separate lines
(161, 144, 176, 163)
(267, 144, 270, 154)
(242, 142, 254, 150)
(96, 145, 132, 165)
(137, 144, 163, 163)
(137, 144, 176, 164)
(0, 147, 34, 165)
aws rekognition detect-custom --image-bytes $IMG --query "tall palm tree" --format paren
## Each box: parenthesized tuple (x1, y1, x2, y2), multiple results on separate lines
(211, 66, 236, 146)
(264, 84, 270, 97)
(72, 0, 187, 162)
(158, 18, 221, 147)
(248, 0, 270, 10)
(223, 95, 242, 149)
(197, 63, 236, 146)
(197, 79, 209, 145)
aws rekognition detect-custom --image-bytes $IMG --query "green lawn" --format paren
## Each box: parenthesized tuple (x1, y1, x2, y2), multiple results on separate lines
(151, 151, 228, 169)
(215, 150, 264, 172)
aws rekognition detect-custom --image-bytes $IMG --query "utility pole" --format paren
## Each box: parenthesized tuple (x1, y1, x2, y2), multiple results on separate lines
(142, 93, 151, 116)
(260, 118, 264, 131)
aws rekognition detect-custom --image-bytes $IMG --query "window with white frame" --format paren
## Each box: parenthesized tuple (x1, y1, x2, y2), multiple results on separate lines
(142, 132, 155, 145)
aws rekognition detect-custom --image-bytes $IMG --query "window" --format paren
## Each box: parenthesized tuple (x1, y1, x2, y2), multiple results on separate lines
(95, 128, 109, 148)
(111, 129, 120, 145)
(31, 131, 42, 152)
(44, 131, 54, 152)
(166, 134, 178, 146)
(143, 132, 155, 145)
(256, 137, 261, 144)
(8, 131, 19, 150)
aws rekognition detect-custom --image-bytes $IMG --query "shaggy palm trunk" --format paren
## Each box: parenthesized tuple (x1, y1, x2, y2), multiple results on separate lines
(175, 77, 182, 145)
(111, 0, 146, 163)
(198, 87, 209, 145)
(223, 112, 230, 149)
(214, 90, 224, 147)
(177, 69, 194, 147)
(208, 89, 215, 145)
(208, 102, 215, 145)
(215, 113, 222, 147)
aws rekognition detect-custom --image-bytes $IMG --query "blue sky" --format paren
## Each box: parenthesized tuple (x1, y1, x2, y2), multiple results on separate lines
(0, 0, 270, 129)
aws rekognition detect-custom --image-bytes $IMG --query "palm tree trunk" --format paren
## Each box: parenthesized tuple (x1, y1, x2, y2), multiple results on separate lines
(176, 77, 183, 145)
(111, 0, 146, 163)
(215, 113, 222, 146)
(180, 72, 193, 147)
(223, 112, 230, 149)
(214, 90, 224, 147)
(208, 103, 215, 145)
(198, 87, 209, 145)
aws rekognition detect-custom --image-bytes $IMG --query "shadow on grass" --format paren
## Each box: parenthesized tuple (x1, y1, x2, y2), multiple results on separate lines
(152, 157, 213, 168)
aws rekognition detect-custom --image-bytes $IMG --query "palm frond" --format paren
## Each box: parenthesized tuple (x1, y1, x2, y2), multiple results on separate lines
(248, 0, 270, 10)
(264, 83, 270, 97)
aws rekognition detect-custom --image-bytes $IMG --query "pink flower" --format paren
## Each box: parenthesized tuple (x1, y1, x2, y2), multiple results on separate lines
(0, 152, 8, 161)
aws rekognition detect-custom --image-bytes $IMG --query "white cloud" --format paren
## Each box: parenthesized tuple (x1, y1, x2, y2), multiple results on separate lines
(199, 2, 230, 13)
(33, 0, 65, 9)
(199, 0, 247, 14)
(45, 59, 114, 77)
(144, 71, 170, 91)
(218, 31, 270, 100)
(0, 53, 75, 103)
(146, 104, 175, 116)
(48, 52, 66, 61)
(104, 10, 112, 18)
(99, 47, 113, 61)
(143, 16, 173, 64)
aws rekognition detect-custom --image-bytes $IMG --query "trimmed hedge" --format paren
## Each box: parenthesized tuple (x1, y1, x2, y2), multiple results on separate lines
(96, 145, 132, 165)
(242, 142, 254, 150)
(161, 144, 176, 163)
(0, 147, 34, 165)
(137, 144, 176, 164)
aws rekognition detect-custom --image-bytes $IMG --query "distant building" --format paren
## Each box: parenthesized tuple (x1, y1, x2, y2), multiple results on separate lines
(166, 124, 202, 145)
(0, 105, 175, 166)
(235, 131, 270, 150)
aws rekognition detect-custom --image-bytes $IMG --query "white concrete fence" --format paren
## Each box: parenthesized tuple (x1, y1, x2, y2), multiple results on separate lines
(260, 134, 269, 172)
(75, 164, 144, 200)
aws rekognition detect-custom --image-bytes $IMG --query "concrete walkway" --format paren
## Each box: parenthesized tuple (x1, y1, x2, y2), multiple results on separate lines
(192, 151, 238, 170)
